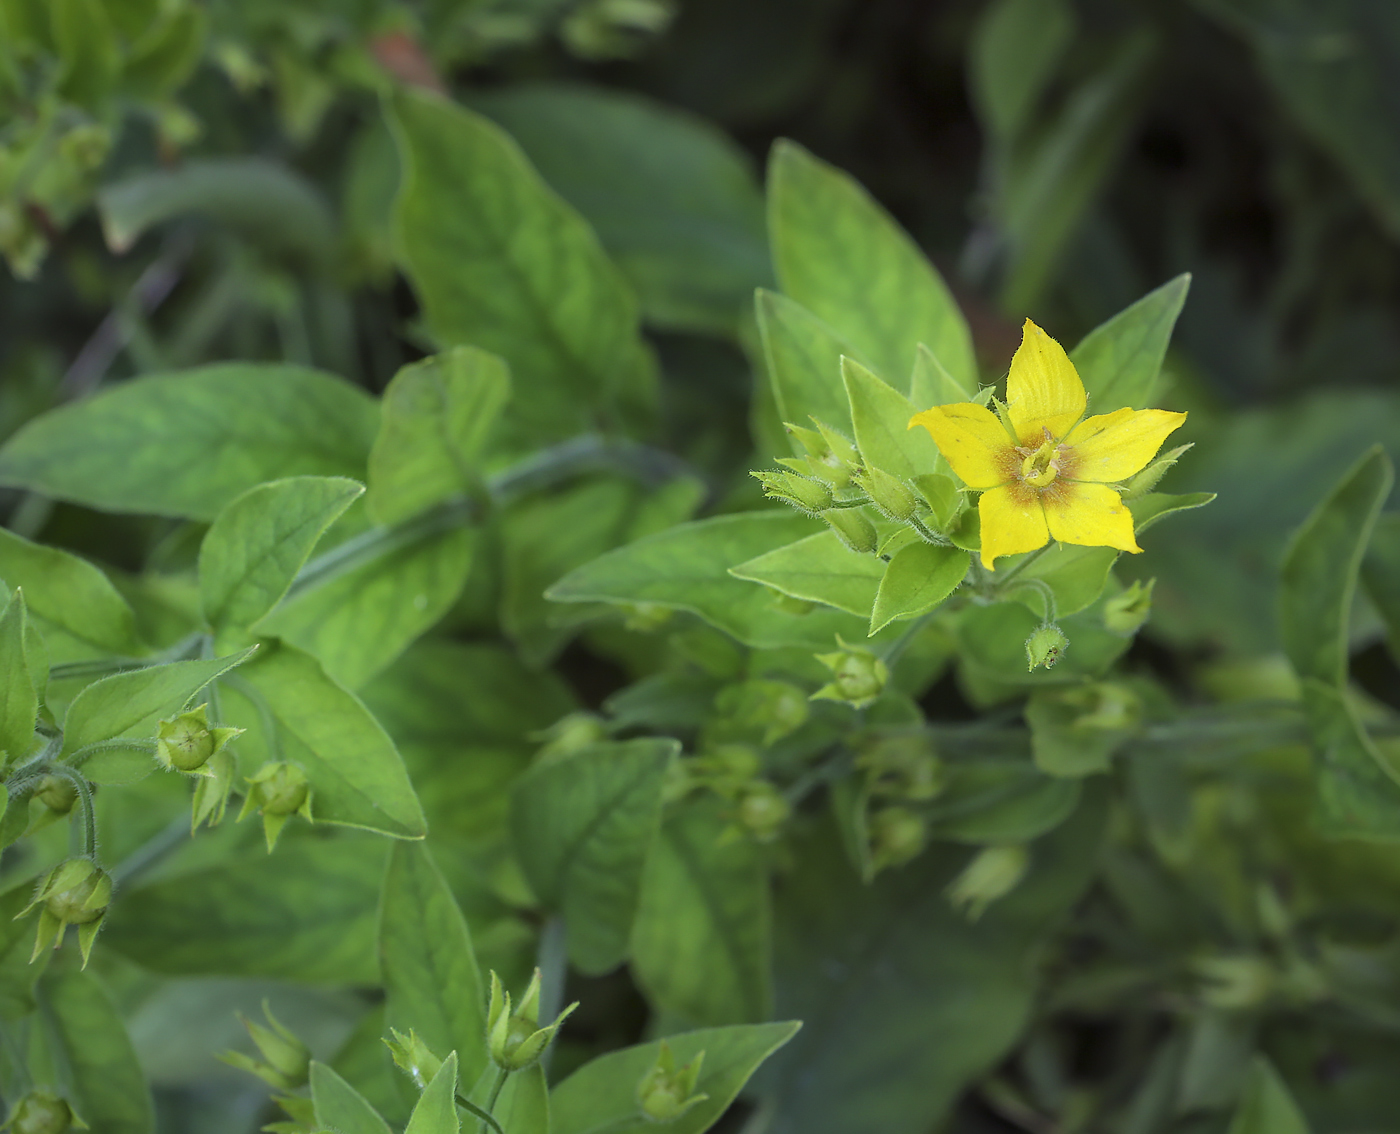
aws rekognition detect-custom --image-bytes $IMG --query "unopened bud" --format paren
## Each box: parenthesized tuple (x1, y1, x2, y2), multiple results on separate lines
(33, 774, 78, 816)
(784, 420, 859, 489)
(220, 1002, 312, 1090)
(752, 470, 833, 513)
(486, 970, 577, 1072)
(156, 703, 243, 774)
(820, 507, 878, 554)
(622, 602, 674, 633)
(1191, 954, 1275, 1010)
(946, 844, 1028, 920)
(637, 1041, 709, 1123)
(812, 639, 888, 709)
(532, 712, 608, 764)
(3, 1091, 75, 1134)
(736, 781, 790, 842)
(712, 680, 809, 747)
(1103, 579, 1154, 636)
(853, 466, 918, 523)
(384, 1028, 443, 1090)
(20, 857, 112, 967)
(869, 806, 927, 871)
(238, 763, 312, 851)
(857, 735, 944, 801)
(1025, 624, 1069, 671)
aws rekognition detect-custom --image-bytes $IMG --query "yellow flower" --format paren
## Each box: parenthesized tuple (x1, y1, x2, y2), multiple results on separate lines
(909, 319, 1186, 569)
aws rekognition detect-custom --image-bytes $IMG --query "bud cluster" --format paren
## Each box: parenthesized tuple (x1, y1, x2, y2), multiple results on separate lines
(486, 970, 577, 1072)
(813, 639, 888, 709)
(239, 762, 313, 851)
(220, 1002, 312, 1090)
(20, 857, 112, 967)
(636, 1041, 709, 1123)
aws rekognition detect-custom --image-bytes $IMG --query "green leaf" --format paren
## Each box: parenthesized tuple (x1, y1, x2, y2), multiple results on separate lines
(768, 141, 976, 393)
(551, 1023, 801, 1134)
(924, 760, 1082, 842)
(0, 527, 139, 656)
(512, 739, 676, 975)
(368, 347, 510, 526)
(1000, 544, 1118, 621)
(1130, 491, 1216, 535)
(39, 966, 154, 1134)
(406, 1051, 459, 1134)
(380, 842, 487, 1084)
(1303, 679, 1400, 841)
(1226, 1057, 1312, 1134)
(0, 365, 378, 521)
(1362, 513, 1400, 659)
(870, 544, 969, 635)
(956, 601, 1130, 695)
(472, 81, 770, 335)
(52, 0, 120, 107)
(62, 648, 258, 783)
(98, 159, 335, 267)
(263, 525, 475, 690)
(729, 531, 884, 619)
(0, 591, 38, 764)
(970, 0, 1076, 144)
(121, 6, 206, 100)
(631, 800, 772, 1026)
(1280, 446, 1394, 685)
(761, 796, 1104, 1134)
(491, 1065, 548, 1134)
(312, 1062, 395, 1134)
(909, 342, 974, 411)
(103, 835, 385, 983)
(391, 89, 653, 445)
(547, 512, 885, 651)
(841, 357, 945, 483)
(1070, 274, 1190, 410)
(199, 477, 364, 633)
(220, 642, 427, 838)
(756, 290, 857, 436)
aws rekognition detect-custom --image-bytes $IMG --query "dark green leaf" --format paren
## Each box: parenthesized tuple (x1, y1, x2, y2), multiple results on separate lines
(1279, 446, 1393, 684)
(121, 7, 206, 100)
(512, 739, 676, 975)
(473, 82, 769, 335)
(1361, 513, 1400, 659)
(1070, 274, 1190, 410)
(1303, 678, 1400, 841)
(1226, 1057, 1312, 1134)
(52, 0, 120, 107)
(40, 966, 153, 1134)
(103, 835, 385, 983)
(367, 347, 510, 526)
(199, 477, 363, 633)
(551, 1023, 801, 1134)
(768, 141, 976, 392)
(0, 591, 38, 764)
(870, 544, 969, 634)
(631, 800, 772, 1026)
(391, 89, 653, 445)
(729, 531, 885, 619)
(0, 365, 378, 521)
(380, 842, 487, 1084)
(220, 642, 427, 838)
(970, 0, 1076, 143)
(842, 356, 945, 483)
(756, 290, 857, 435)
(312, 1062, 395, 1134)
(925, 760, 1082, 842)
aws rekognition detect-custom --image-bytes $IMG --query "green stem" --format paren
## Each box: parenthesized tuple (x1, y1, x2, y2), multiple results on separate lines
(457, 1095, 505, 1134)
(63, 738, 156, 770)
(42, 764, 97, 857)
(474, 1068, 511, 1134)
(880, 612, 935, 667)
(990, 544, 1052, 587)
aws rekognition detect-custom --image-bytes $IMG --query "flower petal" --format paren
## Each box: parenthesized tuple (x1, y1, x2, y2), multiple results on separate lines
(1005, 319, 1086, 443)
(1044, 482, 1140, 553)
(1064, 408, 1187, 483)
(909, 403, 1013, 489)
(978, 485, 1049, 569)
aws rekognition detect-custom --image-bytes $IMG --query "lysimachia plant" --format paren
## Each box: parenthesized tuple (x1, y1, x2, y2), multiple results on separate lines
(0, 69, 1394, 1134)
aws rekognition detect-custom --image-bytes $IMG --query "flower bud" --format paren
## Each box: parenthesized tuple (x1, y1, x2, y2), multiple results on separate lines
(220, 1002, 312, 1090)
(532, 712, 608, 764)
(238, 763, 313, 851)
(33, 774, 78, 816)
(711, 680, 809, 747)
(20, 857, 113, 967)
(636, 1041, 709, 1123)
(869, 806, 927, 871)
(2, 1091, 75, 1134)
(946, 844, 1028, 921)
(783, 421, 859, 489)
(820, 508, 878, 555)
(857, 735, 944, 802)
(58, 124, 112, 172)
(156, 703, 243, 774)
(853, 466, 918, 523)
(1102, 579, 1154, 636)
(752, 470, 833, 514)
(736, 781, 790, 842)
(1025, 624, 1069, 671)
(1191, 954, 1275, 1010)
(486, 970, 577, 1072)
(383, 1028, 443, 1090)
(812, 639, 888, 709)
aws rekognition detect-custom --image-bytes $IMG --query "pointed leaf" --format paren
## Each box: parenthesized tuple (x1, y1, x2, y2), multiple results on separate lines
(406, 1052, 459, 1134)
(1226, 1057, 1311, 1134)
(756, 290, 857, 436)
(381, 843, 487, 1084)
(970, 0, 1076, 144)
(512, 739, 676, 975)
(842, 357, 945, 482)
(1070, 274, 1190, 410)
(199, 477, 363, 633)
(551, 1023, 801, 1134)
(870, 544, 969, 634)
(368, 346, 511, 526)
(0, 591, 38, 764)
(312, 1062, 395, 1134)
(1361, 513, 1400, 659)
(730, 531, 885, 618)
(0, 365, 377, 521)
(909, 342, 973, 410)
(769, 141, 975, 392)
(0, 528, 138, 656)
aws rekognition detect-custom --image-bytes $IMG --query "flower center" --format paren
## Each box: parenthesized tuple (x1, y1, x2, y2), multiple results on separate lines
(1019, 438, 1061, 488)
